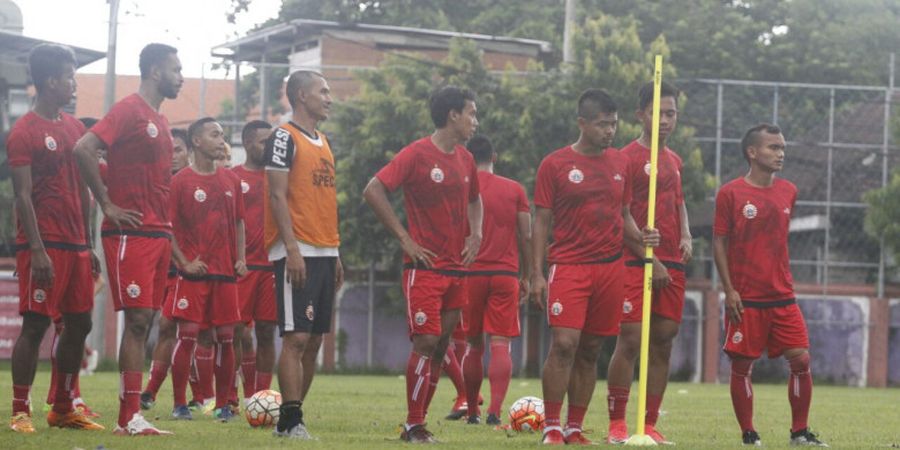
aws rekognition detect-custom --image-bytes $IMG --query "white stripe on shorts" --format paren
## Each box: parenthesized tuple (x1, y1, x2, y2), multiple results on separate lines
(282, 262, 294, 332)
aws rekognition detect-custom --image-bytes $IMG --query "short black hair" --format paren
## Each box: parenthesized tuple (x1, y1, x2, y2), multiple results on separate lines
(28, 44, 76, 92)
(187, 117, 218, 149)
(78, 117, 98, 129)
(638, 80, 679, 111)
(740, 123, 782, 163)
(429, 86, 476, 128)
(241, 120, 272, 145)
(467, 135, 494, 164)
(139, 43, 178, 80)
(577, 89, 617, 120)
(171, 128, 188, 145)
(285, 70, 324, 109)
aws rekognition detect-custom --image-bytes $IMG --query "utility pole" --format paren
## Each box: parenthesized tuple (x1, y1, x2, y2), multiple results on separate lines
(104, 0, 120, 114)
(563, 0, 576, 67)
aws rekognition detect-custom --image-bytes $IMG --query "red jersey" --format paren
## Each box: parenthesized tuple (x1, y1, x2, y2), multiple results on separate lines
(622, 141, 684, 263)
(534, 146, 631, 264)
(713, 177, 797, 301)
(6, 111, 87, 247)
(231, 165, 269, 267)
(469, 171, 529, 273)
(92, 93, 173, 234)
(170, 167, 245, 278)
(375, 136, 480, 270)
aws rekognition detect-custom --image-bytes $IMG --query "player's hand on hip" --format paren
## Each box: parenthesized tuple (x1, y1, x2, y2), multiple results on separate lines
(286, 249, 306, 287)
(461, 233, 483, 266)
(725, 289, 743, 323)
(31, 248, 54, 287)
(680, 236, 693, 263)
(234, 260, 247, 277)
(335, 258, 344, 292)
(642, 227, 661, 248)
(89, 251, 102, 278)
(530, 274, 547, 309)
(400, 237, 436, 269)
(651, 259, 671, 289)
(183, 256, 207, 276)
(101, 202, 143, 228)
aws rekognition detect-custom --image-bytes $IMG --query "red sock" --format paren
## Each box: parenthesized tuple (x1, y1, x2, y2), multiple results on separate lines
(452, 338, 467, 365)
(788, 353, 812, 433)
(12, 384, 31, 415)
(544, 400, 563, 429)
(487, 340, 512, 416)
(405, 352, 431, 426)
(462, 344, 484, 417)
(171, 323, 198, 406)
(241, 351, 257, 399)
(566, 404, 587, 431)
(228, 369, 240, 404)
(442, 346, 466, 400)
(646, 393, 663, 426)
(145, 360, 170, 398)
(256, 372, 273, 392)
(195, 344, 215, 402)
(46, 325, 62, 405)
(423, 360, 442, 414)
(118, 371, 142, 427)
(607, 385, 629, 422)
(730, 358, 755, 432)
(214, 327, 236, 409)
(51, 372, 77, 414)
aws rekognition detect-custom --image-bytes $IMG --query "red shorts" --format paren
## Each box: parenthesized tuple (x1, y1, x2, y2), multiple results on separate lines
(17, 247, 93, 317)
(160, 275, 178, 320)
(165, 276, 241, 327)
(622, 262, 686, 323)
(103, 234, 171, 311)
(237, 268, 277, 324)
(723, 301, 809, 359)
(403, 269, 467, 337)
(546, 259, 624, 336)
(465, 274, 520, 338)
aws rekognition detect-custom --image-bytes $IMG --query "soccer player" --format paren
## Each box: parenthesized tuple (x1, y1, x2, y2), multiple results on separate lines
(606, 81, 692, 444)
(460, 135, 532, 426)
(166, 117, 246, 422)
(265, 71, 342, 439)
(232, 120, 277, 403)
(713, 124, 827, 447)
(363, 85, 483, 443)
(8, 43, 104, 433)
(73, 42, 183, 436)
(531, 89, 657, 445)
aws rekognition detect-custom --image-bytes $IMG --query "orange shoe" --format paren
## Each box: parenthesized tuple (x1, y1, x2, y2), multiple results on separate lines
(10, 412, 36, 433)
(445, 396, 468, 420)
(75, 402, 101, 418)
(565, 429, 593, 445)
(645, 425, 674, 445)
(542, 427, 566, 445)
(607, 419, 628, 444)
(47, 409, 105, 430)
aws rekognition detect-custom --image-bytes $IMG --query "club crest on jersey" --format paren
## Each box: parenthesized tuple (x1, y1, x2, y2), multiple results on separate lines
(194, 188, 207, 203)
(742, 202, 758, 219)
(126, 282, 141, 299)
(430, 166, 445, 183)
(225, 190, 233, 197)
(623, 300, 633, 314)
(613, 173, 623, 182)
(783, 207, 791, 214)
(33, 289, 47, 303)
(241, 181, 250, 193)
(177, 298, 189, 310)
(414, 311, 427, 326)
(146, 121, 159, 138)
(306, 305, 315, 321)
(44, 135, 58, 151)
(568, 168, 584, 184)
(732, 331, 743, 344)
(644, 162, 652, 175)
(550, 301, 563, 316)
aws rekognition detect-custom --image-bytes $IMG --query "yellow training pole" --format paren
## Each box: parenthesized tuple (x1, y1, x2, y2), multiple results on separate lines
(625, 55, 663, 447)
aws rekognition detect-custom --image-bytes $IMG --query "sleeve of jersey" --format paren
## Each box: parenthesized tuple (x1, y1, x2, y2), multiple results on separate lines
(516, 183, 530, 213)
(374, 147, 413, 192)
(91, 103, 123, 148)
(712, 188, 731, 236)
(263, 127, 295, 172)
(5, 130, 31, 167)
(533, 159, 555, 209)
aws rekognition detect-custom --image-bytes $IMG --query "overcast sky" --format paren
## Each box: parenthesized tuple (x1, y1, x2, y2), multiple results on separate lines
(15, 0, 282, 78)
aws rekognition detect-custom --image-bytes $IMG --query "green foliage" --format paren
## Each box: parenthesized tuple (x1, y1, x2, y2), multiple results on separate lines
(864, 169, 900, 260)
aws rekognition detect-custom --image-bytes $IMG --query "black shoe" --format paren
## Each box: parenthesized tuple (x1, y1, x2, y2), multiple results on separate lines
(790, 428, 828, 447)
(743, 430, 762, 446)
(139, 391, 155, 410)
(400, 424, 437, 443)
(466, 415, 481, 424)
(486, 413, 501, 426)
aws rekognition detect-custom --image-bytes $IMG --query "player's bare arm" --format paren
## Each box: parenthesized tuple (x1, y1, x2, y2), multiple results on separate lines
(363, 177, 437, 268)
(335, 258, 344, 292)
(461, 195, 484, 266)
(170, 236, 207, 276)
(73, 132, 143, 228)
(678, 201, 693, 263)
(267, 169, 306, 286)
(623, 205, 667, 288)
(77, 177, 101, 276)
(516, 210, 533, 302)
(713, 234, 742, 322)
(235, 219, 248, 277)
(11, 165, 53, 286)
(530, 206, 552, 309)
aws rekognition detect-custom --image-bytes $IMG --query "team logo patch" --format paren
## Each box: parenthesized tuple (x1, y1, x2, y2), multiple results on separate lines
(430, 166, 444, 183)
(613, 173, 624, 182)
(44, 135, 58, 151)
(177, 298, 189, 310)
(732, 331, 743, 344)
(306, 305, 315, 321)
(33, 289, 47, 303)
(623, 300, 633, 314)
(126, 282, 141, 299)
(225, 190, 233, 197)
(194, 188, 207, 202)
(146, 121, 159, 138)
(742, 202, 758, 219)
(550, 301, 563, 316)
(783, 207, 791, 215)
(568, 168, 584, 184)
(414, 311, 427, 326)
(241, 181, 250, 194)
(644, 162, 652, 175)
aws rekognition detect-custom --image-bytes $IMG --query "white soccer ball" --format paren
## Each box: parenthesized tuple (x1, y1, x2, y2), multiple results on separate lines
(244, 389, 281, 428)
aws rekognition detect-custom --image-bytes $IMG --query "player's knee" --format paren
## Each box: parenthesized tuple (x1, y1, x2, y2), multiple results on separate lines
(19, 315, 50, 341)
(176, 321, 200, 340)
(282, 332, 310, 354)
(255, 323, 275, 343)
(62, 313, 93, 338)
(730, 357, 754, 377)
(787, 351, 810, 374)
(549, 339, 578, 363)
(412, 335, 440, 356)
(215, 325, 235, 345)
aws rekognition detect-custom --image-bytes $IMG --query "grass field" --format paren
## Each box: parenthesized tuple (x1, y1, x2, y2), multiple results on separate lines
(1, 367, 898, 449)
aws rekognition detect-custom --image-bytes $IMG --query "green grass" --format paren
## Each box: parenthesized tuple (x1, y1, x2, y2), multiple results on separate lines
(1, 369, 898, 449)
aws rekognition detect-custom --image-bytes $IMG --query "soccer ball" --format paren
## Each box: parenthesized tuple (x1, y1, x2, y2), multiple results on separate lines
(508, 396, 545, 432)
(244, 389, 281, 428)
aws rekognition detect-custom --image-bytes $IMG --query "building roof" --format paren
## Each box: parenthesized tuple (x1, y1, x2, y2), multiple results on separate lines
(212, 18, 553, 63)
(0, 29, 105, 74)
